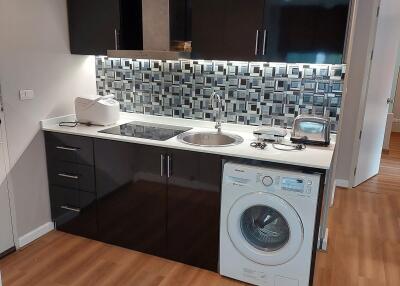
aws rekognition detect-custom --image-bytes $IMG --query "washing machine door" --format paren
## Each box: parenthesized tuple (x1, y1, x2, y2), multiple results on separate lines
(227, 192, 304, 265)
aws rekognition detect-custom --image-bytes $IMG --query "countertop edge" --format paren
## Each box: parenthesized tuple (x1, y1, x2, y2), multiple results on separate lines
(41, 114, 334, 171)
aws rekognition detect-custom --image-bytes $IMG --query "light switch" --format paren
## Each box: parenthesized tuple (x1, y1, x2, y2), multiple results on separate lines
(19, 89, 34, 100)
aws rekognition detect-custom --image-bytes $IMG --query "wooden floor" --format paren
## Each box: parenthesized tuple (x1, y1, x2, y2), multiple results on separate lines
(1, 134, 400, 286)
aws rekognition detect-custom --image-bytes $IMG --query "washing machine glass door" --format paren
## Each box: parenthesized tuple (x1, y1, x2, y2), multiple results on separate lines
(227, 192, 304, 265)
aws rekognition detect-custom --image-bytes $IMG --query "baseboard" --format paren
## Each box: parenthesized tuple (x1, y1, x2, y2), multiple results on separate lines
(18, 222, 54, 248)
(335, 179, 350, 188)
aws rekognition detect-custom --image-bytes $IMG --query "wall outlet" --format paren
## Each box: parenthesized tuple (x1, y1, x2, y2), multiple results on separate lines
(19, 89, 34, 100)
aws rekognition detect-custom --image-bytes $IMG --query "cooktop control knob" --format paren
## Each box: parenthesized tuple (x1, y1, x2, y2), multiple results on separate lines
(262, 176, 273, 187)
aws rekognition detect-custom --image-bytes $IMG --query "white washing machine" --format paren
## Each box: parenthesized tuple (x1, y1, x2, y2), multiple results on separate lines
(220, 162, 322, 286)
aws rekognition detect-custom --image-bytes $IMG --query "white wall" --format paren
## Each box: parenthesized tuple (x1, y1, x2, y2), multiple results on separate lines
(0, 0, 96, 237)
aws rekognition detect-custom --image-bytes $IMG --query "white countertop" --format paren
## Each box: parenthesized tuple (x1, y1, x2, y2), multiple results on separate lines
(41, 112, 335, 170)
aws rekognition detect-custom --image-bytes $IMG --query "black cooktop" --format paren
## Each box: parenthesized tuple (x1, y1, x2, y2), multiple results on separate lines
(99, 121, 192, 141)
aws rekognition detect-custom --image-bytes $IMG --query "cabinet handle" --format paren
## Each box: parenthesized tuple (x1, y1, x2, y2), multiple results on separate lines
(167, 155, 171, 178)
(57, 173, 79, 180)
(160, 154, 165, 177)
(56, 146, 78, 152)
(262, 30, 267, 55)
(114, 28, 119, 50)
(254, 30, 259, 55)
(60, 205, 81, 213)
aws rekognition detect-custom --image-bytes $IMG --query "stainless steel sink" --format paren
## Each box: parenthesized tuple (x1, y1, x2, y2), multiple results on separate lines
(177, 131, 243, 147)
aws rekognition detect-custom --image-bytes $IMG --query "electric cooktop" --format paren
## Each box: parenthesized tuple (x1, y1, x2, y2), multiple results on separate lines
(99, 121, 192, 141)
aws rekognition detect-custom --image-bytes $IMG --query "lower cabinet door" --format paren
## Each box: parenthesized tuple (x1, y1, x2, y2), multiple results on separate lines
(166, 149, 221, 272)
(94, 139, 168, 257)
(50, 186, 97, 239)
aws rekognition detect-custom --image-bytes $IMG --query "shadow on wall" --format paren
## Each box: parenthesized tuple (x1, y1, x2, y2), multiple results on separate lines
(6, 130, 52, 238)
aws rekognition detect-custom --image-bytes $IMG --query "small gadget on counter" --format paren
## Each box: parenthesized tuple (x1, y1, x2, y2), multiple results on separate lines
(74, 95, 120, 126)
(291, 114, 331, 146)
(253, 127, 287, 142)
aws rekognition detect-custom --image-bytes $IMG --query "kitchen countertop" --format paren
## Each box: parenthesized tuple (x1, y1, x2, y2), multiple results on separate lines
(41, 112, 335, 170)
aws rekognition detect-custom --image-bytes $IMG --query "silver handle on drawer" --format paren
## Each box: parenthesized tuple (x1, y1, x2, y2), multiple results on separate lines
(262, 30, 267, 55)
(160, 154, 165, 177)
(56, 146, 78, 152)
(114, 28, 119, 50)
(254, 30, 259, 55)
(60, 205, 81, 213)
(167, 155, 171, 178)
(57, 173, 79, 180)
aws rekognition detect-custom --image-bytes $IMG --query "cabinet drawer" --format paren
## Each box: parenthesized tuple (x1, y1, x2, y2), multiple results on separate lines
(49, 161, 95, 193)
(45, 132, 94, 166)
(50, 185, 97, 239)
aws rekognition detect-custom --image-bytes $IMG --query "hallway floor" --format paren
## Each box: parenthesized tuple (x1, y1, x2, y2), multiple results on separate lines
(0, 134, 399, 286)
(314, 132, 400, 286)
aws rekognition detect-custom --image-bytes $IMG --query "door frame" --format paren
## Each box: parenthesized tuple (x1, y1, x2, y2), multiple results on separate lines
(0, 97, 19, 250)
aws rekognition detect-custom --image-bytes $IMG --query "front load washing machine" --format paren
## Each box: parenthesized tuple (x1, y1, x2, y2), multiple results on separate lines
(220, 162, 322, 286)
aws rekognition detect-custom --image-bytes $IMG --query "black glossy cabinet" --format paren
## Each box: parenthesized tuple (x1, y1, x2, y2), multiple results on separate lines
(95, 139, 168, 257)
(94, 138, 221, 271)
(45, 132, 222, 272)
(191, 0, 264, 61)
(67, 0, 142, 55)
(259, 0, 350, 63)
(45, 132, 97, 240)
(50, 186, 97, 239)
(192, 0, 350, 63)
(167, 149, 221, 271)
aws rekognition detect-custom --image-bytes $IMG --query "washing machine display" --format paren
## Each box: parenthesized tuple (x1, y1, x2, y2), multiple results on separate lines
(282, 177, 305, 193)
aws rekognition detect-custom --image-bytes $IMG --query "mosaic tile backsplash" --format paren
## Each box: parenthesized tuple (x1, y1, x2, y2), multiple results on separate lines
(96, 57, 346, 131)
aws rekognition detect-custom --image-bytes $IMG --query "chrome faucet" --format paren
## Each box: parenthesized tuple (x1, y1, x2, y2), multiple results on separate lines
(210, 92, 223, 133)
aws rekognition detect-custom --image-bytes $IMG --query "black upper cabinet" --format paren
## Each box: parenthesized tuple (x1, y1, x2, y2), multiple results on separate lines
(170, 0, 192, 42)
(191, 0, 349, 63)
(219, 0, 265, 61)
(67, 0, 142, 55)
(260, 0, 350, 63)
(191, 0, 227, 59)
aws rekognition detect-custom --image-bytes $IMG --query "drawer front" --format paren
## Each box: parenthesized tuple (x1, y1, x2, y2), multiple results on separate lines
(49, 161, 95, 193)
(45, 132, 94, 166)
(50, 185, 97, 239)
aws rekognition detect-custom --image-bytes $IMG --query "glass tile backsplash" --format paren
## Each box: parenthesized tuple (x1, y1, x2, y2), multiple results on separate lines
(95, 57, 345, 131)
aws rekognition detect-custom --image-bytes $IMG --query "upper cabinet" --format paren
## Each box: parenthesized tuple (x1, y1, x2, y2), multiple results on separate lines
(191, 0, 265, 61)
(68, 0, 190, 58)
(260, 0, 350, 64)
(67, 0, 350, 63)
(191, 0, 350, 64)
(67, 0, 143, 55)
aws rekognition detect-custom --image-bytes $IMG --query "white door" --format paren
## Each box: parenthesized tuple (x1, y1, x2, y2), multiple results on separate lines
(354, 0, 400, 186)
(0, 119, 14, 254)
(227, 192, 303, 265)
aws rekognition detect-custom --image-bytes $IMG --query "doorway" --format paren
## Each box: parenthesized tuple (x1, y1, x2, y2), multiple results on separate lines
(352, 0, 400, 187)
(0, 114, 15, 257)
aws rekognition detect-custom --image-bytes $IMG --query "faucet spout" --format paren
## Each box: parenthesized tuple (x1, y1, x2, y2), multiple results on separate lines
(210, 92, 223, 133)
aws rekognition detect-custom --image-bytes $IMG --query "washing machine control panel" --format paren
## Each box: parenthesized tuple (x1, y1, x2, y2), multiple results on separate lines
(261, 176, 273, 186)
(257, 173, 313, 196)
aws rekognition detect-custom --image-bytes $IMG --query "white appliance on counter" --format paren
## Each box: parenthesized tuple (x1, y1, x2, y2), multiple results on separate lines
(75, 95, 120, 126)
(220, 162, 322, 286)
